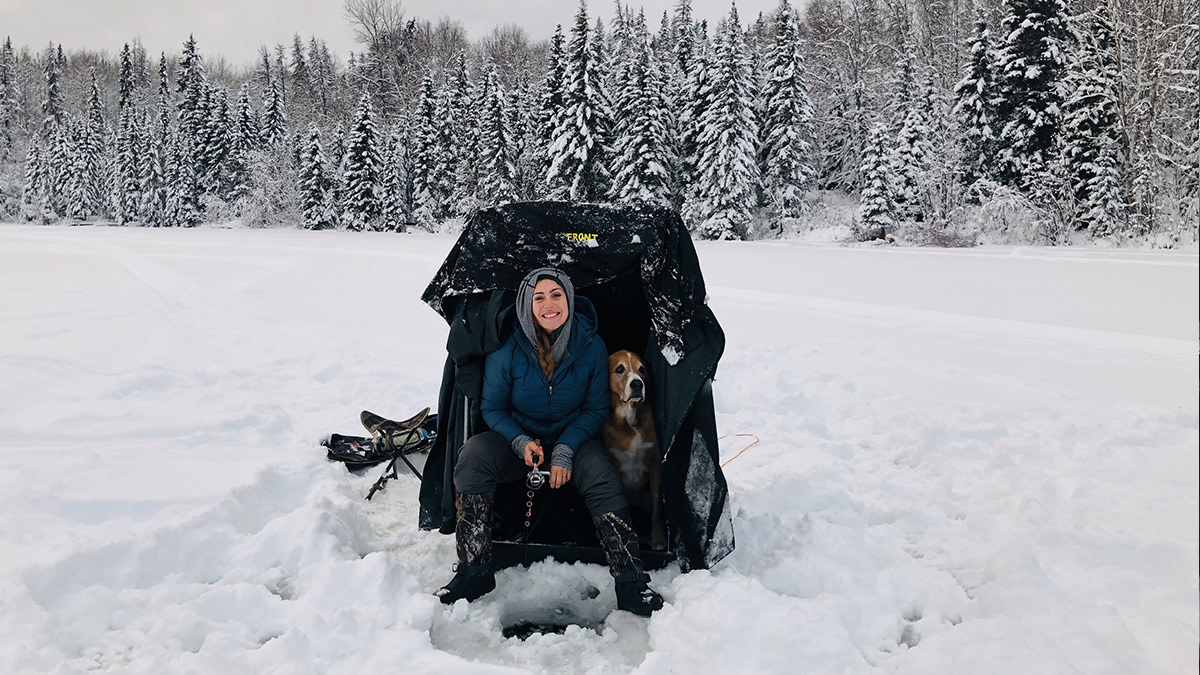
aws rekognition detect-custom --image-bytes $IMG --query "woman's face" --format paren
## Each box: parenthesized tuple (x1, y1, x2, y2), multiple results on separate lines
(532, 278, 569, 333)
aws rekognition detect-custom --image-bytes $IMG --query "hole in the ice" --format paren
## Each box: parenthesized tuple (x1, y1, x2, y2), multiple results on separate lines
(430, 566, 652, 671)
(500, 589, 606, 640)
(502, 618, 605, 640)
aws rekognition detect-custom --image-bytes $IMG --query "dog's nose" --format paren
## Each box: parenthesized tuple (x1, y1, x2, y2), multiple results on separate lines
(630, 379, 643, 393)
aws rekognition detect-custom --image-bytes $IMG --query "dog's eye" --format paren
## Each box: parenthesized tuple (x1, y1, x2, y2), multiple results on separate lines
(637, 365, 646, 374)
(615, 365, 625, 374)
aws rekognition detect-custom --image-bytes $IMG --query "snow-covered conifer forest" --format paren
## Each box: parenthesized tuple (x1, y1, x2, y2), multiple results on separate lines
(0, 0, 1196, 245)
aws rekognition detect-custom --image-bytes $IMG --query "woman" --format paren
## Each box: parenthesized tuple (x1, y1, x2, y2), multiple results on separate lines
(435, 266, 665, 616)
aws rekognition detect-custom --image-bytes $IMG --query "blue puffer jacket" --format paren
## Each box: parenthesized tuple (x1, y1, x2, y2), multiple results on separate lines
(480, 295, 609, 468)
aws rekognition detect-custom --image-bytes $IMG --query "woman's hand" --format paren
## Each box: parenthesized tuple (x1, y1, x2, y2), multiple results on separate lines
(523, 441, 543, 468)
(549, 465, 571, 489)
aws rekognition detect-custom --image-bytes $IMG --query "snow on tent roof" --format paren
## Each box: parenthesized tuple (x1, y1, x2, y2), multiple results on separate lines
(422, 201, 709, 365)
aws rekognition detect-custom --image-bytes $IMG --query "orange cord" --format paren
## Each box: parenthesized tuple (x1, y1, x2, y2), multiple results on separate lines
(718, 433, 760, 468)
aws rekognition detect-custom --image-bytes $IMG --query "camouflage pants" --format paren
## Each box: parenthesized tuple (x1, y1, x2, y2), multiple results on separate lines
(454, 492, 494, 573)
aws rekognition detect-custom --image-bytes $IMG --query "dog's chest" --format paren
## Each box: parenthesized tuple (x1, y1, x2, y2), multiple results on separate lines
(612, 431, 653, 490)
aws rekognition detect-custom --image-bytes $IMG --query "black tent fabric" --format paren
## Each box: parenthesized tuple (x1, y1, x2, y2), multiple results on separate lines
(418, 201, 733, 572)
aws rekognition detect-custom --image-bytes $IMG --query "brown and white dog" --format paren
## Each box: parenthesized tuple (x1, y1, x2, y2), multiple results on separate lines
(602, 350, 666, 550)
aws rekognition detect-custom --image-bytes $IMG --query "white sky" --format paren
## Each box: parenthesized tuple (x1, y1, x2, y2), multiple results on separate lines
(0, 0, 787, 69)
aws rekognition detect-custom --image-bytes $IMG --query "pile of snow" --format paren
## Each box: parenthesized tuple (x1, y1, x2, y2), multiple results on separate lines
(0, 225, 1195, 674)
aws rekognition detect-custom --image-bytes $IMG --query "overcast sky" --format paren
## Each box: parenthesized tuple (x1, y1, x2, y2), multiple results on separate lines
(0, 0, 786, 69)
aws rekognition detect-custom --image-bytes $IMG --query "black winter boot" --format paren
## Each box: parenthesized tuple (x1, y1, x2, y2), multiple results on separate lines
(435, 492, 496, 604)
(594, 509, 664, 617)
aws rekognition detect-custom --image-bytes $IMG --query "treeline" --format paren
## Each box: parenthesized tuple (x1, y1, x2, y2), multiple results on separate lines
(0, 0, 1194, 244)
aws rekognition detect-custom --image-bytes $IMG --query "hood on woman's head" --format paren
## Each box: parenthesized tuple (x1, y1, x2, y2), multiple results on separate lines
(516, 267, 575, 358)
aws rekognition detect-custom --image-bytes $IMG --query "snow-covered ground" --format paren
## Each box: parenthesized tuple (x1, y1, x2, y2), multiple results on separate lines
(0, 224, 1195, 674)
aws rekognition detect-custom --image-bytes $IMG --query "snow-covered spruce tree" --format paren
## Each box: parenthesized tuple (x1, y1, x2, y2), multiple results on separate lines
(759, 0, 814, 222)
(537, 25, 569, 197)
(448, 55, 481, 218)
(991, 0, 1072, 190)
(118, 43, 136, 111)
(298, 125, 333, 230)
(21, 139, 53, 223)
(610, 14, 672, 207)
(688, 7, 759, 240)
(651, 8, 671, 57)
(199, 86, 233, 197)
(273, 44, 288, 109)
(677, 24, 713, 212)
(649, 2, 693, 211)
(130, 110, 158, 225)
(651, 13, 685, 211)
(608, 3, 637, 123)
(858, 122, 896, 236)
(262, 80, 288, 147)
(176, 36, 208, 144)
(167, 130, 202, 227)
(155, 51, 170, 106)
(0, 37, 14, 163)
(1060, 7, 1126, 237)
(547, 0, 615, 202)
(674, 0, 696, 74)
(81, 69, 109, 219)
(888, 46, 919, 133)
(42, 44, 65, 136)
(223, 98, 251, 204)
(410, 74, 445, 225)
(61, 120, 95, 221)
(341, 92, 381, 231)
(430, 76, 463, 220)
(478, 65, 519, 207)
(42, 122, 71, 217)
(113, 105, 143, 224)
(890, 71, 936, 223)
(234, 84, 261, 155)
(173, 36, 209, 223)
(379, 125, 412, 232)
(141, 79, 172, 226)
(952, 13, 998, 186)
(140, 67, 175, 226)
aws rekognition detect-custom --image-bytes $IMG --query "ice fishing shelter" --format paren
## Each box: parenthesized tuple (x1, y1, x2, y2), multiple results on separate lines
(418, 201, 733, 572)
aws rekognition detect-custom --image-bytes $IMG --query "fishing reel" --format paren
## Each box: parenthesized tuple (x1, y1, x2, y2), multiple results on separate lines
(526, 467, 551, 490)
